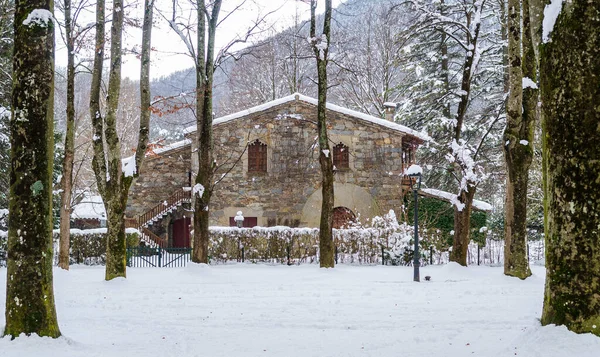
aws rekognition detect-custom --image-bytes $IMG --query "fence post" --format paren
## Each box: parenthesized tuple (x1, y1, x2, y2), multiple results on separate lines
(477, 245, 480, 266)
(158, 245, 162, 268)
(429, 246, 433, 265)
(335, 246, 338, 265)
(382, 245, 385, 265)
(242, 246, 245, 263)
(286, 245, 291, 265)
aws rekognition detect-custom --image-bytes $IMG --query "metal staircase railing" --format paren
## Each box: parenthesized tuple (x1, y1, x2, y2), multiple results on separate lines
(138, 188, 192, 228)
(126, 188, 192, 248)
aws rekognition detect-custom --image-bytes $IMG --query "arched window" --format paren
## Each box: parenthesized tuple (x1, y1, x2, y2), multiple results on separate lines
(333, 142, 349, 170)
(248, 139, 267, 173)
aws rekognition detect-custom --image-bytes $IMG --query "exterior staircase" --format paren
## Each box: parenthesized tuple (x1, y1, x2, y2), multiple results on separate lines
(126, 187, 192, 248)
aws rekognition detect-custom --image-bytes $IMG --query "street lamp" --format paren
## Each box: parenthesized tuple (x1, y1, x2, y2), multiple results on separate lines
(235, 210, 244, 228)
(406, 165, 422, 282)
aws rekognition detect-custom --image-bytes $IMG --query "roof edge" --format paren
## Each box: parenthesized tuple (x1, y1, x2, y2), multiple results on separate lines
(183, 93, 430, 142)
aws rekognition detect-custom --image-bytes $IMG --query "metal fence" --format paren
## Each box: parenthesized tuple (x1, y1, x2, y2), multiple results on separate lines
(126, 246, 192, 268)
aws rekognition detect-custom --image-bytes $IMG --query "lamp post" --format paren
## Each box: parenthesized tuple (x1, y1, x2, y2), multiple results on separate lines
(235, 211, 244, 262)
(407, 166, 422, 282)
(235, 211, 244, 229)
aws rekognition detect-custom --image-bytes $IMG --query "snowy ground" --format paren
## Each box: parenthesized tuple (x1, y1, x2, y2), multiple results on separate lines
(1, 264, 599, 357)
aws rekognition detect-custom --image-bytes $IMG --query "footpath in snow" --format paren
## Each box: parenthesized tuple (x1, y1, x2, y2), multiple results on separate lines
(0, 263, 599, 357)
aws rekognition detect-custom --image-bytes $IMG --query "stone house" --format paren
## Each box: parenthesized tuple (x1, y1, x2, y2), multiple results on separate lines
(126, 93, 428, 247)
(71, 193, 107, 229)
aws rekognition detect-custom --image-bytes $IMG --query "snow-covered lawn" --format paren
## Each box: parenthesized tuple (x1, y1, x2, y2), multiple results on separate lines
(1, 264, 599, 357)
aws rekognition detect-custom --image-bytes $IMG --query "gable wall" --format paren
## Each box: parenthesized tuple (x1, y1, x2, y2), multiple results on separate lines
(189, 98, 407, 227)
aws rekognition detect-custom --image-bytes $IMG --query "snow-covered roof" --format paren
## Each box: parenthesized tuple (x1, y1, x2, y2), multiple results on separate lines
(183, 93, 430, 142)
(71, 194, 106, 220)
(420, 188, 493, 212)
(148, 139, 192, 156)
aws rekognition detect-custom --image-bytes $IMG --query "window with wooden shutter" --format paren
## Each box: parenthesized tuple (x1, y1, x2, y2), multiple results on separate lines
(333, 142, 349, 170)
(402, 140, 416, 171)
(248, 139, 267, 173)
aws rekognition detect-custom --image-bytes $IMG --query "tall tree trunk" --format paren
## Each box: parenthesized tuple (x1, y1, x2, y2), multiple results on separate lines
(137, 0, 154, 174)
(499, 0, 509, 93)
(89, 0, 153, 279)
(440, 0, 451, 119)
(503, 0, 533, 279)
(310, 0, 334, 268)
(4, 0, 60, 337)
(449, 4, 482, 266)
(192, 0, 221, 264)
(449, 189, 475, 266)
(102, 0, 126, 280)
(59, 0, 75, 270)
(540, 0, 600, 336)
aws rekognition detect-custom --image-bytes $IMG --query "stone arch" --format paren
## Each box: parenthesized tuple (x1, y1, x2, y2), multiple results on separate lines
(332, 206, 356, 228)
(300, 182, 380, 227)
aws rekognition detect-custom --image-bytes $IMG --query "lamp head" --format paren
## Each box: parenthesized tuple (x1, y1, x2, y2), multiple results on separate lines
(407, 172, 422, 190)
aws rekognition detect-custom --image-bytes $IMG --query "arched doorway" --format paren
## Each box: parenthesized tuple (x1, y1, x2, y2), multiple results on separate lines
(332, 207, 356, 229)
(300, 182, 381, 227)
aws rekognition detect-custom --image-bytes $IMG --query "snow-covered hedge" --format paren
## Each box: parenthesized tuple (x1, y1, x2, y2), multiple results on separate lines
(209, 210, 415, 265)
(51, 228, 141, 266)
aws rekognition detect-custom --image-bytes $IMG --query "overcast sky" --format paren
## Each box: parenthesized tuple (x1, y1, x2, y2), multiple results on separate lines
(55, 0, 345, 80)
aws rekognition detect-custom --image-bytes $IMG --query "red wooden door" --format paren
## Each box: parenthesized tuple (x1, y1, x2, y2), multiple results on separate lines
(172, 217, 191, 248)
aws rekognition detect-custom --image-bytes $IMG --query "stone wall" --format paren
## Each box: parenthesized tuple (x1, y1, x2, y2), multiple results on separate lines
(188, 97, 411, 227)
(126, 145, 192, 218)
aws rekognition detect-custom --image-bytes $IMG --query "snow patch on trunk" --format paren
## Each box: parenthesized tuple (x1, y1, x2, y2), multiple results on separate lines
(121, 155, 136, 177)
(522, 77, 538, 89)
(23, 9, 54, 27)
(542, 0, 565, 43)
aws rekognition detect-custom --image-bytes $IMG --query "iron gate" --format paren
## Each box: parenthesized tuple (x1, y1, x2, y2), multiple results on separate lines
(126, 246, 192, 268)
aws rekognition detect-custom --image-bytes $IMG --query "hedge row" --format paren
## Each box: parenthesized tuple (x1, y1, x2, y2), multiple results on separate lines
(51, 229, 141, 265)
(208, 211, 415, 265)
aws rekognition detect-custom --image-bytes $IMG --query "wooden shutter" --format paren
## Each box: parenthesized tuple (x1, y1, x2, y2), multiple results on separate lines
(248, 139, 267, 173)
(333, 142, 349, 170)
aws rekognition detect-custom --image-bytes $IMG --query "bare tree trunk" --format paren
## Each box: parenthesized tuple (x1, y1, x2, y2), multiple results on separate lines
(449, 4, 483, 266)
(540, 0, 600, 336)
(192, 0, 222, 264)
(4, 0, 60, 337)
(449, 189, 475, 266)
(503, 0, 532, 279)
(59, 0, 75, 270)
(440, 0, 451, 119)
(499, 0, 509, 93)
(137, 0, 154, 186)
(309, 0, 334, 268)
(89, 0, 153, 280)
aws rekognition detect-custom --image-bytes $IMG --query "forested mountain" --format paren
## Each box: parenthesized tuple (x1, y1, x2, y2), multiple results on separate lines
(146, 0, 520, 218)
(1, 0, 542, 229)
